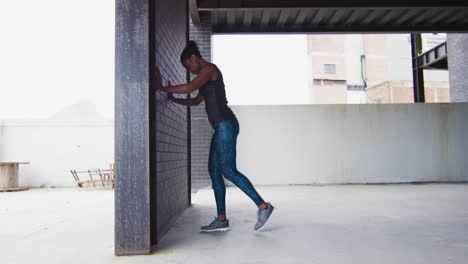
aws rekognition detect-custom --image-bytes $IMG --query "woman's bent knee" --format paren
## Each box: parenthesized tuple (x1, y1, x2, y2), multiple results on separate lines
(222, 168, 241, 181)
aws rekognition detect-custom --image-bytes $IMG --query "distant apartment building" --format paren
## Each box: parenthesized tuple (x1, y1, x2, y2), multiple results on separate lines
(307, 34, 450, 104)
(365, 80, 450, 104)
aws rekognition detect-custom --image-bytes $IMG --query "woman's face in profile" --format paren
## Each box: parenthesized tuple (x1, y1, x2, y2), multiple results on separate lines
(183, 55, 200, 74)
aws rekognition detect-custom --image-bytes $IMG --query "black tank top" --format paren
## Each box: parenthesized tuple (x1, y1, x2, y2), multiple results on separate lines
(198, 64, 236, 128)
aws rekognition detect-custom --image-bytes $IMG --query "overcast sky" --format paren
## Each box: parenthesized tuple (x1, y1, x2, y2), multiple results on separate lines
(0, 0, 115, 119)
(0, 1, 311, 120)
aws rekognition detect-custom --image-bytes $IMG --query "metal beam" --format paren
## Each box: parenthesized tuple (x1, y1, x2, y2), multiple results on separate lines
(189, 0, 200, 24)
(420, 42, 448, 70)
(411, 34, 425, 103)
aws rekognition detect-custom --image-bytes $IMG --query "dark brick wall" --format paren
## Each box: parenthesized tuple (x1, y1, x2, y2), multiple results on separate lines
(448, 34, 468, 102)
(189, 13, 215, 190)
(153, 0, 189, 243)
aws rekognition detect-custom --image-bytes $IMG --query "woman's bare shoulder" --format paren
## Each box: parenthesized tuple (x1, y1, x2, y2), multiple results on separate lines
(206, 63, 220, 80)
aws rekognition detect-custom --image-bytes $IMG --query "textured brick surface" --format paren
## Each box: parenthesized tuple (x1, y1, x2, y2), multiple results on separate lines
(448, 34, 468, 102)
(189, 14, 214, 190)
(153, 0, 189, 244)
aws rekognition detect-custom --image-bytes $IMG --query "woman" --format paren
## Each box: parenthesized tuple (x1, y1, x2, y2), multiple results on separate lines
(156, 40, 275, 232)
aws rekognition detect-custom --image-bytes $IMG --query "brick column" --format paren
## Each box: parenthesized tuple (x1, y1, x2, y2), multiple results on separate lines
(189, 13, 214, 190)
(115, 0, 189, 255)
(447, 34, 468, 102)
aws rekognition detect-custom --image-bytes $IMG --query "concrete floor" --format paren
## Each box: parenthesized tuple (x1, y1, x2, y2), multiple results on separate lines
(1, 184, 468, 264)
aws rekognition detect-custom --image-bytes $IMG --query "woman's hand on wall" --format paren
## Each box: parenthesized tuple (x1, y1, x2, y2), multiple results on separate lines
(168, 92, 175, 102)
(166, 81, 177, 102)
(155, 66, 163, 90)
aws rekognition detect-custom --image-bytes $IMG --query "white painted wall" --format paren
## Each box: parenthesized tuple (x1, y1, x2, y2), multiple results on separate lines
(229, 103, 468, 185)
(385, 35, 413, 82)
(0, 101, 113, 187)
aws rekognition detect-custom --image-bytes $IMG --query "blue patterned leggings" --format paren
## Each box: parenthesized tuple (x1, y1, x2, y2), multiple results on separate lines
(208, 117, 265, 216)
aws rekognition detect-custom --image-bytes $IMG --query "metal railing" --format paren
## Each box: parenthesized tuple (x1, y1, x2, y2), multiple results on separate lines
(70, 165, 114, 189)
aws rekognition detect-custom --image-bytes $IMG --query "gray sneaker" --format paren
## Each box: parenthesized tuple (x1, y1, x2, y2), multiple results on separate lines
(201, 217, 230, 232)
(254, 202, 275, 231)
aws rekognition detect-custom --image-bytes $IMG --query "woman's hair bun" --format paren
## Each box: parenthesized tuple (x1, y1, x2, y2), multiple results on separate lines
(187, 40, 198, 49)
(180, 40, 201, 63)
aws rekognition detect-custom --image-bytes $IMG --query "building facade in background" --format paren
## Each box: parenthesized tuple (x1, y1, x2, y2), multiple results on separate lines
(307, 34, 450, 104)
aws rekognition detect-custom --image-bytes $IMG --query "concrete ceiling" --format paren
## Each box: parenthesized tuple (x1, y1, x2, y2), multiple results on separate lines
(190, 0, 468, 33)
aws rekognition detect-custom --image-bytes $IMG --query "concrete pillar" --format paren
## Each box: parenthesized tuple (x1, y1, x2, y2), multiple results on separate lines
(115, 0, 153, 255)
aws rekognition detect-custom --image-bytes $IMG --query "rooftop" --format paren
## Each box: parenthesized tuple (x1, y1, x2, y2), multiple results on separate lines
(1, 184, 468, 263)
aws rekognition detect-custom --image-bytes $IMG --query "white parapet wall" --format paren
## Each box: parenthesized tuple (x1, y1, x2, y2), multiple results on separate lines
(0, 102, 114, 187)
(1, 102, 467, 187)
(230, 103, 468, 185)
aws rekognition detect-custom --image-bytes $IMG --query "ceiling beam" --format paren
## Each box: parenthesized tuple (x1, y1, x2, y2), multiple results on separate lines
(198, 0, 468, 10)
(212, 24, 468, 34)
(343, 9, 368, 26)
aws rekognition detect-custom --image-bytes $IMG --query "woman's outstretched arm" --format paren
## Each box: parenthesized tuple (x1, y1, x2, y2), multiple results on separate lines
(156, 65, 214, 94)
(168, 93, 204, 106)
